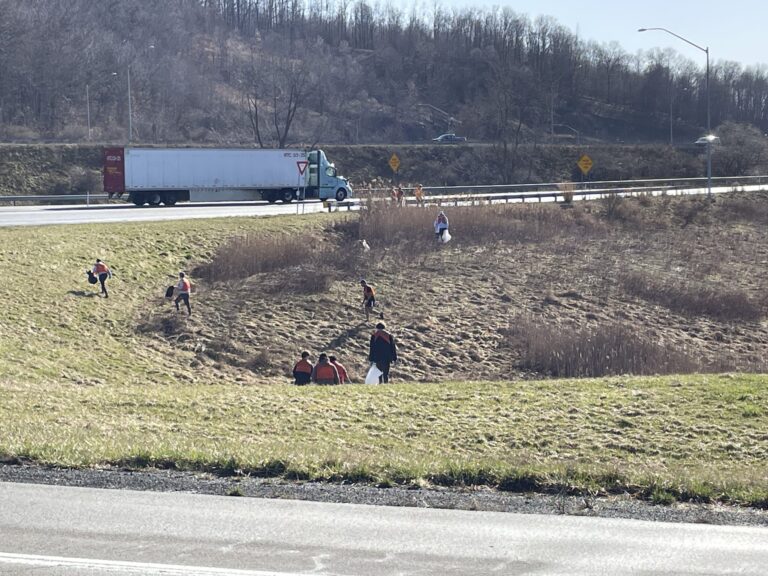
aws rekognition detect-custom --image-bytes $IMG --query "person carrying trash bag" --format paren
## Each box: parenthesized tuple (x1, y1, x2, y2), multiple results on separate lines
(91, 259, 112, 297)
(434, 210, 450, 243)
(368, 322, 398, 383)
(311, 353, 340, 385)
(174, 271, 192, 316)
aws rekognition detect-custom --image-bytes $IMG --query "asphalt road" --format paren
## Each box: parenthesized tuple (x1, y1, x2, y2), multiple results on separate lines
(0, 482, 766, 575)
(0, 200, 342, 227)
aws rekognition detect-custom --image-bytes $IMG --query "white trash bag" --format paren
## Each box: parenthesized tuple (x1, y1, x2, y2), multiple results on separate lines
(441, 230, 452, 243)
(365, 363, 383, 384)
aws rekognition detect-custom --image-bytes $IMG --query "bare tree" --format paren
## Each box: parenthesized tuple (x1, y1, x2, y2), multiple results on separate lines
(483, 57, 539, 182)
(244, 40, 315, 147)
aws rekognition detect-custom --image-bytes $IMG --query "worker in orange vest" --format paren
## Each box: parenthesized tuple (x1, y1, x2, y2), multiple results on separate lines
(413, 184, 425, 207)
(328, 355, 349, 384)
(311, 353, 340, 385)
(293, 351, 314, 386)
(174, 271, 192, 315)
(91, 259, 112, 298)
(360, 279, 378, 322)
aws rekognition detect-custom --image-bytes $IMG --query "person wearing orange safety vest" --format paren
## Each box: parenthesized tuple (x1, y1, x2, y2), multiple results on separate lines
(413, 184, 425, 207)
(174, 271, 192, 315)
(311, 353, 340, 385)
(360, 279, 377, 322)
(91, 259, 112, 298)
(369, 322, 398, 383)
(328, 355, 349, 384)
(293, 351, 314, 386)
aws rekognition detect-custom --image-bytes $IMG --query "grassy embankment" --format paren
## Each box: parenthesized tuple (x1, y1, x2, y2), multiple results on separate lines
(0, 210, 766, 506)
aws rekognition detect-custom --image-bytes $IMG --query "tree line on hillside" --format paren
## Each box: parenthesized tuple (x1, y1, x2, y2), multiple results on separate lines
(0, 0, 766, 160)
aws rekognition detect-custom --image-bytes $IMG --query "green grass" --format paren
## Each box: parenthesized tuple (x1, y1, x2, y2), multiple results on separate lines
(0, 373, 766, 506)
(0, 214, 767, 507)
(0, 214, 324, 385)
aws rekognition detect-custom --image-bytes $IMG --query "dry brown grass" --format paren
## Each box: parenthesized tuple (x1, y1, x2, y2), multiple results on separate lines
(151, 193, 766, 383)
(717, 193, 768, 225)
(506, 316, 700, 378)
(620, 271, 763, 322)
(358, 199, 607, 248)
(195, 220, 369, 295)
(196, 234, 314, 282)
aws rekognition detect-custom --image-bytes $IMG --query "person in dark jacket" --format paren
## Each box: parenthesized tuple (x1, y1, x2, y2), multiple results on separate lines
(312, 353, 340, 385)
(292, 351, 313, 386)
(369, 322, 398, 383)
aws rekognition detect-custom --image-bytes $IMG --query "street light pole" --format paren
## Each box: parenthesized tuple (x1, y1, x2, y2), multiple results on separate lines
(638, 27, 712, 200)
(127, 65, 132, 143)
(86, 83, 91, 140)
(704, 48, 712, 200)
(668, 73, 673, 146)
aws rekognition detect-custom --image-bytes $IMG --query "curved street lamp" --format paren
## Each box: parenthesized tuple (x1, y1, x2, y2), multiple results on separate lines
(552, 123, 580, 145)
(638, 27, 712, 200)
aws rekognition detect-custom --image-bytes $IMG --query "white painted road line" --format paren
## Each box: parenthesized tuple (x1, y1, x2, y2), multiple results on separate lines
(0, 553, 300, 576)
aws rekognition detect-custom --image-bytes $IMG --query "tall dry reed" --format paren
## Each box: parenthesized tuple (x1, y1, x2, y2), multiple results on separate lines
(507, 317, 700, 378)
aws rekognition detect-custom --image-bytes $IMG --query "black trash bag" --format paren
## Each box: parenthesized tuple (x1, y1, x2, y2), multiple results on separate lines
(164, 285, 175, 298)
(87, 270, 98, 285)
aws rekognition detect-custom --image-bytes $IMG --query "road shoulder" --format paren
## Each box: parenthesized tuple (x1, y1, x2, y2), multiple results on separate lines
(1, 463, 765, 527)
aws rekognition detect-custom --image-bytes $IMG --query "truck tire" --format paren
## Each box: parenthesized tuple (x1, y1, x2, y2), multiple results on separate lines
(131, 193, 146, 207)
(280, 189, 295, 203)
(161, 193, 177, 206)
(335, 188, 347, 202)
(265, 191, 277, 204)
(147, 193, 162, 206)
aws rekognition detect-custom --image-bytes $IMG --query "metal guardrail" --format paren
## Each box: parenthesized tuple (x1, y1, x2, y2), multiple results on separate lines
(407, 183, 768, 207)
(358, 174, 768, 197)
(354, 177, 768, 208)
(0, 193, 110, 206)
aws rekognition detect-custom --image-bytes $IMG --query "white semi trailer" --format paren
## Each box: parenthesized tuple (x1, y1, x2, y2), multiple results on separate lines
(103, 147, 352, 206)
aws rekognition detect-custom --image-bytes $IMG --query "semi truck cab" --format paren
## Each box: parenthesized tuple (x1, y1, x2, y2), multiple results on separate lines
(308, 149, 351, 201)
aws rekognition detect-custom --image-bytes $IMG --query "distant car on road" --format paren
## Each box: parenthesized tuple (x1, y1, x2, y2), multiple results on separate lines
(432, 133, 467, 143)
(694, 134, 720, 146)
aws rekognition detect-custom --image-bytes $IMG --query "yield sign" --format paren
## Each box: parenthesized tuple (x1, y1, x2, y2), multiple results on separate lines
(296, 160, 309, 176)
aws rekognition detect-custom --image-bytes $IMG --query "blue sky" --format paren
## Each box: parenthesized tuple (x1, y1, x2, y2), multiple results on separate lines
(419, 0, 766, 68)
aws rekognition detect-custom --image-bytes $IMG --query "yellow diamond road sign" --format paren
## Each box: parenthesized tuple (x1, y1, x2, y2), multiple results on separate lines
(578, 154, 593, 175)
(389, 153, 400, 173)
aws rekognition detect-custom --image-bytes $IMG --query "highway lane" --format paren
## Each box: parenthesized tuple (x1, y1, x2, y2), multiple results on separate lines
(0, 200, 341, 228)
(0, 482, 766, 575)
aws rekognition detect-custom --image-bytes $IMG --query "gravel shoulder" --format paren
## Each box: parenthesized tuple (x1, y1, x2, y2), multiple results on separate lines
(2, 464, 766, 527)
